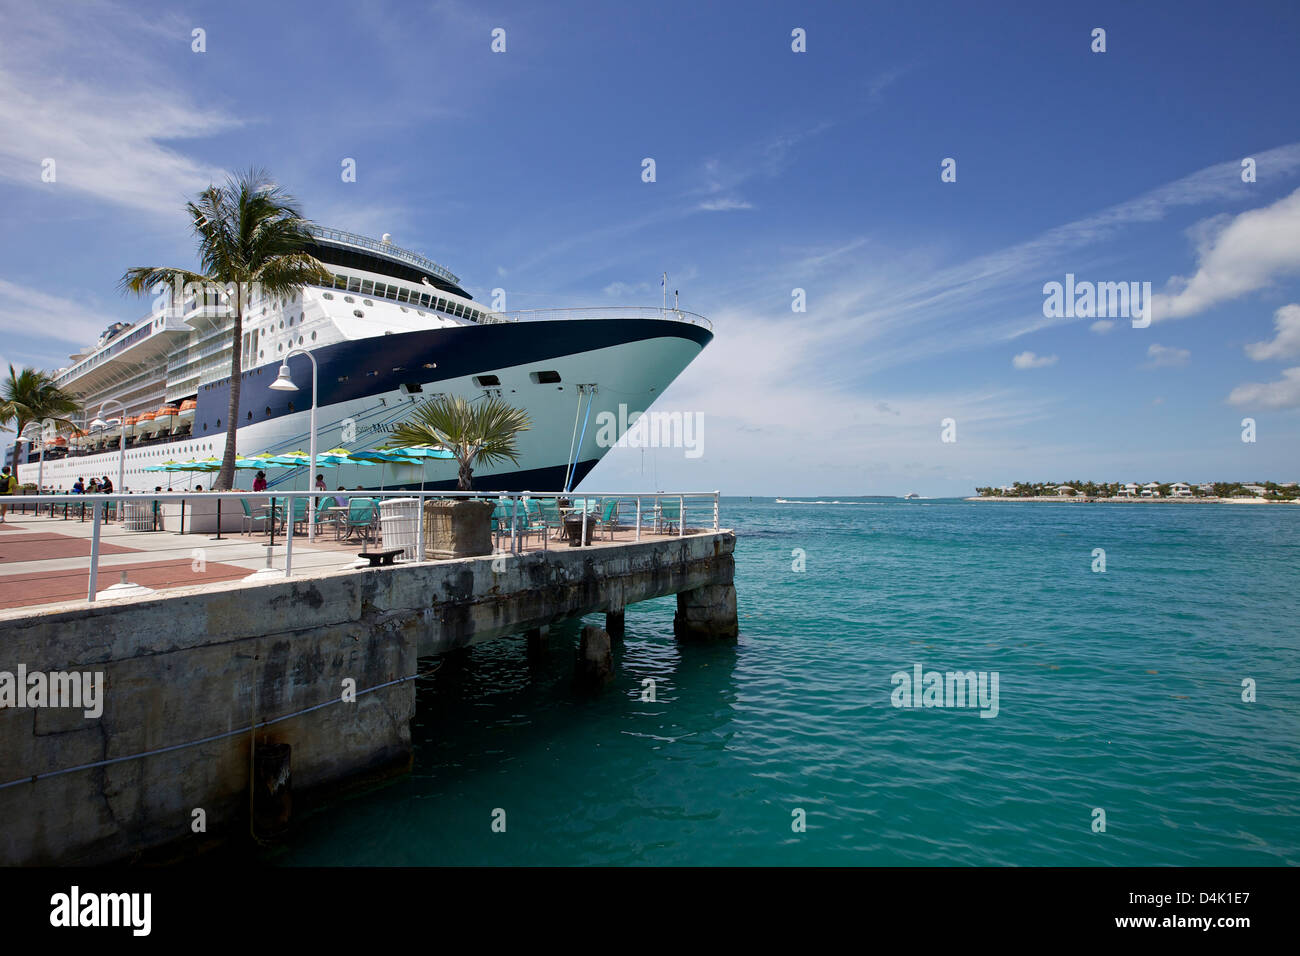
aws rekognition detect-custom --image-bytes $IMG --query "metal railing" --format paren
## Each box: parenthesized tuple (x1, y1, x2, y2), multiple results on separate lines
(308, 227, 460, 285)
(0, 489, 721, 604)
(494, 306, 713, 331)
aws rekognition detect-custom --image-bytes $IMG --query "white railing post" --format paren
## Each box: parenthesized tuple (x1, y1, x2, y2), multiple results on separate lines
(679, 495, 685, 537)
(284, 495, 295, 578)
(713, 491, 719, 531)
(417, 492, 426, 562)
(581, 503, 588, 549)
(511, 495, 519, 554)
(635, 496, 641, 542)
(87, 499, 103, 601)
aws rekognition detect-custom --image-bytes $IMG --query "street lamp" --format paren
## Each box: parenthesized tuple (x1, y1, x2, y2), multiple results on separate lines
(270, 348, 318, 540)
(91, 399, 126, 496)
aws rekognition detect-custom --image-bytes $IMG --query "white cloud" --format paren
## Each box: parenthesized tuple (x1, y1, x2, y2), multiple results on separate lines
(1228, 367, 1300, 408)
(1012, 351, 1058, 369)
(1245, 303, 1300, 360)
(697, 198, 753, 212)
(0, 1, 237, 219)
(0, 279, 118, 351)
(1151, 188, 1300, 321)
(1089, 320, 1115, 334)
(1144, 343, 1190, 368)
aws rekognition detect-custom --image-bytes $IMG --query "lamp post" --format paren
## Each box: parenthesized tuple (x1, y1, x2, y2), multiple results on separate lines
(91, 399, 126, 497)
(270, 348, 318, 540)
(18, 419, 53, 493)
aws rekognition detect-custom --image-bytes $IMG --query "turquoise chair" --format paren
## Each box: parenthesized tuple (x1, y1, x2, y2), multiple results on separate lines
(344, 498, 378, 542)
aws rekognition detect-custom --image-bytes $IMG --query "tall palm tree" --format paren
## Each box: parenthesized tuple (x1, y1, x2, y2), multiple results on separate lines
(1, 364, 80, 473)
(119, 168, 332, 490)
(387, 395, 532, 491)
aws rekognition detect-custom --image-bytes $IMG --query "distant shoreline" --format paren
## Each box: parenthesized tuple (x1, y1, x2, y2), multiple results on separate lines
(963, 496, 1295, 504)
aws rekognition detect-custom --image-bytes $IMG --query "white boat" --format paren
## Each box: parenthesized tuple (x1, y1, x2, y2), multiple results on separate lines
(18, 227, 712, 492)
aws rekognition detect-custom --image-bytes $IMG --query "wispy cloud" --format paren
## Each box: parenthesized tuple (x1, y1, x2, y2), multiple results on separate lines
(1143, 343, 1190, 368)
(697, 198, 753, 212)
(0, 1, 237, 219)
(1152, 187, 1300, 321)
(1228, 368, 1300, 409)
(1244, 303, 1300, 360)
(1012, 351, 1058, 369)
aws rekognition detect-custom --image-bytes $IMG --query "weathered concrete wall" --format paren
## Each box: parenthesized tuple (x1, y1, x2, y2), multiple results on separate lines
(0, 531, 735, 865)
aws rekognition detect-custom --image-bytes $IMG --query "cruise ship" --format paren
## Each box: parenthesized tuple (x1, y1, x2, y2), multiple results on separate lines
(16, 227, 712, 492)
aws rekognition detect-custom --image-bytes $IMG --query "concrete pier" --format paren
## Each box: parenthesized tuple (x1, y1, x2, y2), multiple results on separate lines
(0, 529, 736, 865)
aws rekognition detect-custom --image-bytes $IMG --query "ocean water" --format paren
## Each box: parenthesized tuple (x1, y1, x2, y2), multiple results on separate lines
(266, 498, 1300, 866)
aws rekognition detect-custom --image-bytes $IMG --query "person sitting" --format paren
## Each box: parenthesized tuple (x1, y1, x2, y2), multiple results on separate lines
(72, 478, 85, 494)
(88, 478, 101, 493)
(315, 473, 327, 490)
(252, 471, 268, 492)
(100, 475, 114, 494)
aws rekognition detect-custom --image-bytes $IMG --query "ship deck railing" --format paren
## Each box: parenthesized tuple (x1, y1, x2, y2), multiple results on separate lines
(0, 489, 722, 607)
(488, 306, 712, 330)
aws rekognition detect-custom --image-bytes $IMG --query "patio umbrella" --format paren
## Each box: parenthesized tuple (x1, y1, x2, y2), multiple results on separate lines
(349, 448, 421, 492)
(386, 443, 454, 493)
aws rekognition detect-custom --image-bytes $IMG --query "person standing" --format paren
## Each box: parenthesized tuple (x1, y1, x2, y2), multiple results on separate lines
(0, 465, 16, 523)
(253, 471, 268, 492)
(315, 473, 327, 491)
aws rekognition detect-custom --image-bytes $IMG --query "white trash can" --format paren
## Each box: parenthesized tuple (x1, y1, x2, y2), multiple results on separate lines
(122, 500, 154, 532)
(379, 497, 420, 559)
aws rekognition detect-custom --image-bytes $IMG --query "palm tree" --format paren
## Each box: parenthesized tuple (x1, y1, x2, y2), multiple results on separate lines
(387, 395, 532, 491)
(1, 364, 80, 473)
(119, 168, 332, 490)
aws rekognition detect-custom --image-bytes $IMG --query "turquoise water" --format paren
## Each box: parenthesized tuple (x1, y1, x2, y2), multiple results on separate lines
(268, 499, 1300, 866)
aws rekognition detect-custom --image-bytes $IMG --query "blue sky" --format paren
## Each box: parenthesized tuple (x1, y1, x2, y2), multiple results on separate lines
(2, 0, 1299, 495)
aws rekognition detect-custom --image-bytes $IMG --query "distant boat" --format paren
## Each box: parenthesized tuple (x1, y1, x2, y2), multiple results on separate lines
(904, 492, 921, 499)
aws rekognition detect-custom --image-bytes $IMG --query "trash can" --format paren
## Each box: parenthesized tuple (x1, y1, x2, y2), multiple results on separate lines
(563, 512, 594, 546)
(379, 497, 420, 559)
(122, 500, 153, 532)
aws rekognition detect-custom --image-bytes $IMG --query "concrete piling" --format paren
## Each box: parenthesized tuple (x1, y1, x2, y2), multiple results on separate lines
(673, 583, 739, 641)
(575, 625, 614, 690)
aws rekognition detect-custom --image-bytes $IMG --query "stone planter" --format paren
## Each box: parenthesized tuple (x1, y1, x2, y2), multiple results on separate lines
(423, 498, 494, 559)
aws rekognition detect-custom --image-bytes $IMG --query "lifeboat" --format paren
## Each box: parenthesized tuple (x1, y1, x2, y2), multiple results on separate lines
(136, 411, 157, 438)
(155, 405, 179, 434)
(178, 399, 197, 422)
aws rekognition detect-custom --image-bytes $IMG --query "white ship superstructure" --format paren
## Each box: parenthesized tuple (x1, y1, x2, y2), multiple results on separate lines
(19, 228, 712, 492)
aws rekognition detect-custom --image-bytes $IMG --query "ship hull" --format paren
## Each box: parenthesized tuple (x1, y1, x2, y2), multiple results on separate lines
(20, 318, 710, 493)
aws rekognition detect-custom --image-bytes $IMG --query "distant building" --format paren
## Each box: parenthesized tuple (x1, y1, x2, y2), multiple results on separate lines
(1055, 485, 1077, 496)
(1197, 482, 1215, 493)
(1170, 482, 1192, 497)
(1242, 484, 1268, 496)
(1117, 483, 1138, 497)
(1141, 482, 1161, 498)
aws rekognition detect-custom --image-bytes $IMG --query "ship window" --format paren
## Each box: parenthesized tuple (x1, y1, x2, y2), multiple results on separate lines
(265, 406, 271, 416)
(436, 297, 447, 311)
(353, 310, 364, 318)
(530, 370, 561, 384)
(423, 362, 435, 369)
(397, 289, 409, 302)
(322, 292, 333, 300)
(343, 295, 354, 304)
(402, 383, 423, 394)
(288, 316, 294, 326)
(360, 280, 373, 294)
(311, 332, 316, 341)
(348, 278, 361, 292)
(338, 375, 349, 383)
(287, 402, 294, 413)
(300, 312, 304, 322)
(399, 306, 408, 313)
(298, 337, 303, 345)
(364, 298, 374, 307)
(247, 411, 252, 421)
(279, 320, 284, 329)
(259, 351, 264, 358)
(474, 375, 500, 387)
(215, 419, 221, 427)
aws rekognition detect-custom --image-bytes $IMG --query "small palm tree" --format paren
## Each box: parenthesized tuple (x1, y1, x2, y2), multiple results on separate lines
(1, 364, 80, 472)
(387, 395, 532, 491)
(119, 167, 332, 490)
